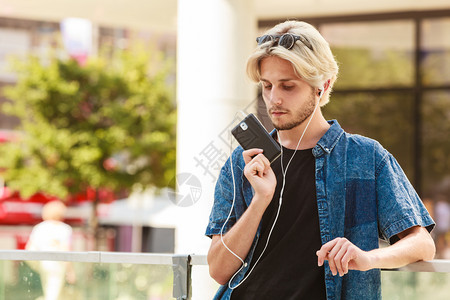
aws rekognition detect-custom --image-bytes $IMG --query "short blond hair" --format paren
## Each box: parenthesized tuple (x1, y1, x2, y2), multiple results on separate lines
(42, 200, 67, 221)
(246, 20, 339, 106)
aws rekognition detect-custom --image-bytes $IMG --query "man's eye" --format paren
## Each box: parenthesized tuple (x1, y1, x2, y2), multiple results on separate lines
(263, 85, 272, 90)
(283, 85, 294, 90)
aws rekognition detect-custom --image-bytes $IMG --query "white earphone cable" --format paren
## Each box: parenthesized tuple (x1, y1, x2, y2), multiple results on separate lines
(221, 90, 323, 289)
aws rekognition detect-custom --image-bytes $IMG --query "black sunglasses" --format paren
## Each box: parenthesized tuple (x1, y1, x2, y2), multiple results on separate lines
(256, 33, 313, 51)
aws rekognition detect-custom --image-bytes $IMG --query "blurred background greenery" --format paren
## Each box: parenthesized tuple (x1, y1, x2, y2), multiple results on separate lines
(0, 47, 177, 248)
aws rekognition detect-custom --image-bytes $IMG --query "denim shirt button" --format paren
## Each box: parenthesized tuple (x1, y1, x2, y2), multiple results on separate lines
(318, 201, 327, 210)
(244, 262, 248, 267)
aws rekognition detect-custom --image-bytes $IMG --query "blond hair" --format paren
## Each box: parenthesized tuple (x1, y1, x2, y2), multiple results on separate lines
(42, 200, 67, 221)
(246, 20, 339, 106)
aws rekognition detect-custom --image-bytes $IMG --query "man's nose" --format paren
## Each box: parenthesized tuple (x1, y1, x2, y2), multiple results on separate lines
(269, 88, 282, 105)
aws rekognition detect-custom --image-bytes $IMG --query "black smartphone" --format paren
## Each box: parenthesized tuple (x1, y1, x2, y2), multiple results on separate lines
(231, 113, 281, 163)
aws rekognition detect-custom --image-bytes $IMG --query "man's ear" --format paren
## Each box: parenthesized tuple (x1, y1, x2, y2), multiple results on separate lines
(323, 79, 331, 92)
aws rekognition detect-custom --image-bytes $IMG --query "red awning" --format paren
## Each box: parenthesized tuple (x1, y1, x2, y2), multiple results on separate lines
(0, 186, 115, 225)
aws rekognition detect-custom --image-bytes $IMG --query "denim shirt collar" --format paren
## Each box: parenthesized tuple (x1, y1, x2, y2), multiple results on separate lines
(270, 119, 344, 157)
(313, 120, 345, 157)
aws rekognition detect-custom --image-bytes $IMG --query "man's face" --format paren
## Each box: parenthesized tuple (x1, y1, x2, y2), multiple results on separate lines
(260, 56, 316, 131)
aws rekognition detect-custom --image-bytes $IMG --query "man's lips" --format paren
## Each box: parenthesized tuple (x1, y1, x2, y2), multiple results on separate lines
(269, 110, 288, 117)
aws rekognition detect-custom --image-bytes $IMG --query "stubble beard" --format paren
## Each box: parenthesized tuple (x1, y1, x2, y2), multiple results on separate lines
(269, 91, 316, 131)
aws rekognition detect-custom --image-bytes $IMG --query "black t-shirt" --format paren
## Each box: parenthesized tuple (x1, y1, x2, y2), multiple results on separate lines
(231, 147, 326, 300)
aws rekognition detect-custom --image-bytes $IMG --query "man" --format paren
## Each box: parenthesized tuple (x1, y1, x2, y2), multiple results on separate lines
(205, 20, 435, 300)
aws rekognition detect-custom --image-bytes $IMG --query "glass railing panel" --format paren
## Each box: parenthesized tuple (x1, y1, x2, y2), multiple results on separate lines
(382, 271, 450, 300)
(0, 260, 174, 300)
(191, 264, 219, 299)
(1, 252, 450, 300)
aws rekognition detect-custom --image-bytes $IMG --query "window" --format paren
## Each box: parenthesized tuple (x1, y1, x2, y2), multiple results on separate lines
(422, 18, 450, 86)
(422, 91, 450, 196)
(321, 20, 414, 88)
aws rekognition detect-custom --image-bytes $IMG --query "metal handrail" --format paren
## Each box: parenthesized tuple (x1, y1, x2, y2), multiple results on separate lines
(394, 259, 450, 273)
(0, 250, 449, 272)
(0, 250, 174, 264)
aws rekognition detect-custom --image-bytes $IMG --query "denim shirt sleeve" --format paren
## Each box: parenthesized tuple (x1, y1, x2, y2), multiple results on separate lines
(376, 148, 435, 244)
(205, 147, 247, 238)
(205, 156, 235, 237)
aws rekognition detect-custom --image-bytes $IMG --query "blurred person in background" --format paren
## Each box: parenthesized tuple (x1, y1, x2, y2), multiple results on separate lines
(26, 200, 76, 300)
(434, 177, 450, 259)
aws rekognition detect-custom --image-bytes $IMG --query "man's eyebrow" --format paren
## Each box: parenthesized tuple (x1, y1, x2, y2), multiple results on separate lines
(260, 78, 296, 82)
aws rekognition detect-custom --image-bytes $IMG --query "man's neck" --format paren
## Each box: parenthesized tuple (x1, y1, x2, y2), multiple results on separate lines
(277, 111, 330, 150)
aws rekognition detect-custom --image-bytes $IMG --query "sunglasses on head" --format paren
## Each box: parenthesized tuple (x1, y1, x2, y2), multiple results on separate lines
(256, 33, 313, 51)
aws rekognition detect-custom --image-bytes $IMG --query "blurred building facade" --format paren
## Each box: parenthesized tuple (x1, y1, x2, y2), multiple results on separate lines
(0, 1, 449, 261)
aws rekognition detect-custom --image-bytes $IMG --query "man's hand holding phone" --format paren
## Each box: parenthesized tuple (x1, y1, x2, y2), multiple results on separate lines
(243, 148, 277, 209)
(231, 113, 280, 209)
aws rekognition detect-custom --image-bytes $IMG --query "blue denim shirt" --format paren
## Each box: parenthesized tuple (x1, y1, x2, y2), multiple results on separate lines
(205, 120, 435, 300)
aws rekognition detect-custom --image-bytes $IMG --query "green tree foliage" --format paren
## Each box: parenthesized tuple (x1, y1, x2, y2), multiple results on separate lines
(0, 48, 176, 239)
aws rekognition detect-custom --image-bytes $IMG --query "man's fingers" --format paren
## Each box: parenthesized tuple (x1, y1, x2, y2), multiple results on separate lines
(242, 149, 263, 164)
(317, 238, 353, 276)
(318, 237, 370, 276)
(331, 243, 349, 277)
(249, 161, 264, 176)
(341, 250, 355, 274)
(327, 239, 346, 276)
(244, 154, 271, 178)
(316, 239, 339, 267)
(258, 153, 271, 169)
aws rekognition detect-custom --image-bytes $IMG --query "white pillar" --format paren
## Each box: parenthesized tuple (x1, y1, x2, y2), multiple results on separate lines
(176, 0, 256, 298)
